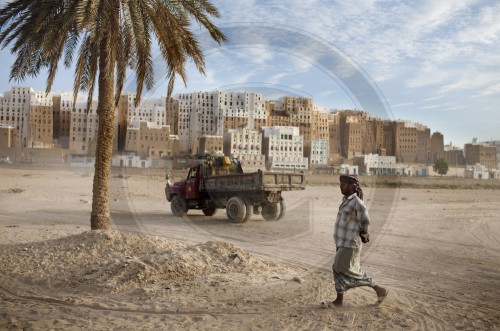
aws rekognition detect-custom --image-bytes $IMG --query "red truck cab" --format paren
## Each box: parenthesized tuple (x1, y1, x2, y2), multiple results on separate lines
(165, 165, 201, 201)
(165, 163, 214, 216)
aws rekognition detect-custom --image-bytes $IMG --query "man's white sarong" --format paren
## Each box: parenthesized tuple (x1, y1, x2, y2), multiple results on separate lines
(333, 246, 375, 292)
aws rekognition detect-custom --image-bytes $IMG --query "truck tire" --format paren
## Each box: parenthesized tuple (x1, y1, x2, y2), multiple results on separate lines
(226, 196, 246, 223)
(277, 200, 286, 220)
(202, 206, 217, 216)
(261, 202, 279, 221)
(171, 196, 188, 217)
(242, 198, 253, 223)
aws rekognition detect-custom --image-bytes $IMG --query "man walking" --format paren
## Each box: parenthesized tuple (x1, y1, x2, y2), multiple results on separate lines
(323, 174, 388, 307)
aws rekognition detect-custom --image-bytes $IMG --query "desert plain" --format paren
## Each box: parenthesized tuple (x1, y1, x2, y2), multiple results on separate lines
(0, 165, 499, 330)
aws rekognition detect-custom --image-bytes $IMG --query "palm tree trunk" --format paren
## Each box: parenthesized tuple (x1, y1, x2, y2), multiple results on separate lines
(90, 42, 116, 230)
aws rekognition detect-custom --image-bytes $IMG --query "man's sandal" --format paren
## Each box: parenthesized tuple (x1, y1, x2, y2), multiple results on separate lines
(321, 301, 340, 308)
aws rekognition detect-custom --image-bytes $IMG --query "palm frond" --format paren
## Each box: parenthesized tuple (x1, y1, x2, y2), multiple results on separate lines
(0, 11, 30, 48)
(64, 30, 80, 68)
(0, 0, 31, 28)
(2, 0, 227, 101)
(42, 3, 78, 93)
(177, 0, 227, 45)
(73, 34, 92, 104)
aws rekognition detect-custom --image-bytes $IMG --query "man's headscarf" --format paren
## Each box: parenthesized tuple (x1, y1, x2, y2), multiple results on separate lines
(339, 174, 359, 185)
(339, 174, 363, 200)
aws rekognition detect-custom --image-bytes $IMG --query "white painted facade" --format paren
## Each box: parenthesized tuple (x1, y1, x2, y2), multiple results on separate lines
(404, 164, 429, 177)
(176, 91, 219, 154)
(340, 164, 359, 175)
(224, 128, 266, 171)
(262, 126, 308, 171)
(362, 153, 404, 175)
(464, 163, 490, 179)
(0, 86, 34, 147)
(444, 142, 462, 152)
(122, 93, 167, 127)
(174, 91, 266, 154)
(224, 128, 262, 156)
(310, 139, 328, 166)
(112, 154, 149, 168)
(220, 92, 266, 129)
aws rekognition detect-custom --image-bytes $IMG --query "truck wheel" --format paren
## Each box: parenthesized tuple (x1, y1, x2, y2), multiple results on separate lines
(261, 202, 279, 221)
(171, 196, 188, 217)
(226, 196, 246, 223)
(242, 198, 253, 223)
(202, 206, 217, 216)
(277, 200, 286, 220)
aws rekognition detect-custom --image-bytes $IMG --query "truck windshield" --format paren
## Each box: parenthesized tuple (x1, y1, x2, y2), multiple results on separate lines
(188, 168, 197, 180)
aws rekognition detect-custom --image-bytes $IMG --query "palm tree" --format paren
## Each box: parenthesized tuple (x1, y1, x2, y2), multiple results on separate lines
(0, 0, 227, 230)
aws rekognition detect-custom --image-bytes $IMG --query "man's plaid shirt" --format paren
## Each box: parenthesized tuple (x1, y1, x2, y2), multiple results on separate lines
(334, 193, 370, 249)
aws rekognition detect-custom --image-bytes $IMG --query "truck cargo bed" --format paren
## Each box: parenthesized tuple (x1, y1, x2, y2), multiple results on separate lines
(203, 170, 305, 192)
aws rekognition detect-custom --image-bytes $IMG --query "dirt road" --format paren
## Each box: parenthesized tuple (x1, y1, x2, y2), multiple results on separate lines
(1, 166, 499, 330)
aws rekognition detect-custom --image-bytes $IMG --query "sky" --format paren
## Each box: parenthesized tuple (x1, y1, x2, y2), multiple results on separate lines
(1, 0, 499, 147)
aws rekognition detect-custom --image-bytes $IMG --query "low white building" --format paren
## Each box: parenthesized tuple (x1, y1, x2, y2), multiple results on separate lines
(0, 155, 12, 164)
(70, 155, 95, 168)
(355, 153, 404, 175)
(340, 164, 358, 175)
(464, 163, 490, 179)
(112, 154, 149, 168)
(490, 170, 500, 179)
(404, 164, 429, 177)
(262, 126, 308, 171)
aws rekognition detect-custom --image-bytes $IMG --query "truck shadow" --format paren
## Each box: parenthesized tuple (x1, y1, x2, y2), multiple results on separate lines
(110, 198, 314, 245)
(175, 199, 313, 244)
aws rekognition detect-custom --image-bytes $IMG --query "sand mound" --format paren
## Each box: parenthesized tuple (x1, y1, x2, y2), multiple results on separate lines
(1, 230, 317, 330)
(0, 230, 286, 292)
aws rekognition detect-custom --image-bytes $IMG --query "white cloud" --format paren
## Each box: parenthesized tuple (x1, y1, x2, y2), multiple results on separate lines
(233, 47, 274, 65)
(289, 83, 304, 90)
(406, 63, 457, 88)
(268, 72, 287, 84)
(472, 83, 500, 97)
(318, 90, 336, 97)
(418, 104, 440, 110)
(391, 102, 415, 108)
(423, 95, 444, 102)
(403, 1, 474, 37)
(456, 3, 500, 44)
(212, 0, 496, 91)
(439, 71, 499, 93)
(438, 105, 468, 112)
(200, 68, 218, 85)
(289, 56, 314, 71)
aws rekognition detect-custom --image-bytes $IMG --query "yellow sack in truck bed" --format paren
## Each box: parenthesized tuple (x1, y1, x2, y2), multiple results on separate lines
(203, 155, 243, 176)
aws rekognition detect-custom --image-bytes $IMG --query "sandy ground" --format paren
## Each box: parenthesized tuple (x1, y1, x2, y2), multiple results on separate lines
(0, 165, 499, 330)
